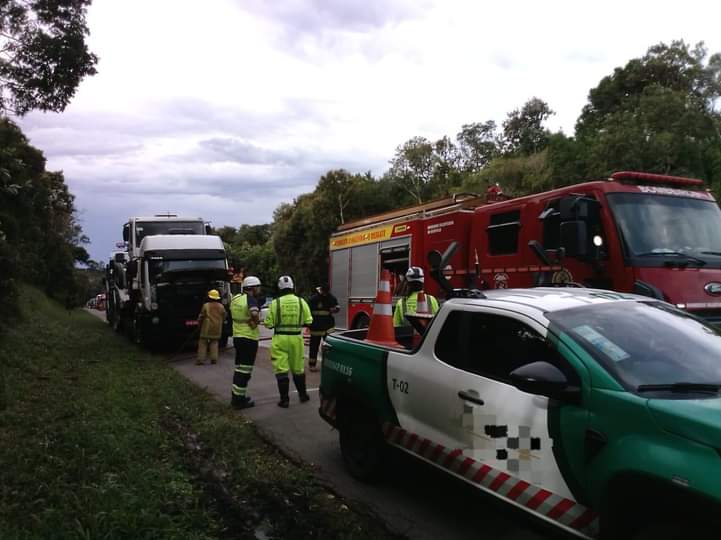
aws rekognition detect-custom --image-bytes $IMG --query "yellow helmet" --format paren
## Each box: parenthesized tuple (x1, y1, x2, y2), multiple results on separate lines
(208, 289, 221, 300)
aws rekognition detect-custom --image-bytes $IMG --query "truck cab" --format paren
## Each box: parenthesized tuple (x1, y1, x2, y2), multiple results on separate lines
(122, 215, 209, 260)
(131, 234, 231, 345)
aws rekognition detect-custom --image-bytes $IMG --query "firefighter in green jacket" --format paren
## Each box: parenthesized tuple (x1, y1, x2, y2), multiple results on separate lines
(229, 276, 262, 410)
(393, 266, 440, 327)
(264, 275, 313, 408)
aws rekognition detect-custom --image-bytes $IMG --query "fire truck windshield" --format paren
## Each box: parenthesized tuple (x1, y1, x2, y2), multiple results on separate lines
(136, 221, 205, 244)
(607, 193, 721, 264)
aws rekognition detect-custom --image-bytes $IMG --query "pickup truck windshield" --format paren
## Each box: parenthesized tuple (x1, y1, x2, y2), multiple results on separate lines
(136, 221, 204, 244)
(607, 193, 721, 265)
(547, 301, 721, 394)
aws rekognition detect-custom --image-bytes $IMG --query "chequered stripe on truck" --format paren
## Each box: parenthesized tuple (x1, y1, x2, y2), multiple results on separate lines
(383, 423, 599, 539)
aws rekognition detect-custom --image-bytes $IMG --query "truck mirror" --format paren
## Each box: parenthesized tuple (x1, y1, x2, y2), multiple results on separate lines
(427, 250, 442, 270)
(560, 221, 588, 257)
(205, 223, 213, 235)
(560, 196, 599, 221)
(123, 224, 129, 242)
(509, 362, 580, 404)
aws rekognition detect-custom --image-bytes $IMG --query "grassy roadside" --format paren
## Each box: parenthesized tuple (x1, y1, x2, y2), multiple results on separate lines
(0, 286, 400, 540)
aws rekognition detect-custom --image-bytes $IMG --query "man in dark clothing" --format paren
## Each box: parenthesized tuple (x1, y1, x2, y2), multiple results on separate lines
(307, 284, 339, 372)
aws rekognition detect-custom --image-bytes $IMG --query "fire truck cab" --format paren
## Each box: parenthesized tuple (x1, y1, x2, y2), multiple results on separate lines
(329, 171, 721, 329)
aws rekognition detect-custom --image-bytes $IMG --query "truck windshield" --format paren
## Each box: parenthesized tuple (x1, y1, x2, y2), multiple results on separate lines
(607, 193, 721, 264)
(547, 301, 721, 395)
(149, 259, 226, 280)
(136, 221, 204, 244)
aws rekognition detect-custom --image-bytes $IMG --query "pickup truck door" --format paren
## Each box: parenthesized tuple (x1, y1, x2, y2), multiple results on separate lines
(452, 306, 589, 503)
(386, 308, 472, 450)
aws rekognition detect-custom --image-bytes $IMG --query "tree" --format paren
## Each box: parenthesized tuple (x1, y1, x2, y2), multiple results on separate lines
(502, 98, 554, 156)
(0, 0, 98, 115)
(456, 120, 500, 172)
(387, 136, 435, 204)
(575, 41, 721, 187)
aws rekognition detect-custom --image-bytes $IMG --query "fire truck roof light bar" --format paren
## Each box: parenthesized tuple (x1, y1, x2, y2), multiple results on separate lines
(610, 171, 704, 187)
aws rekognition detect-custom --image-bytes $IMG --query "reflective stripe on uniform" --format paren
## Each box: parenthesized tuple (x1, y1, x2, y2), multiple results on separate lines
(232, 384, 246, 396)
(234, 365, 253, 374)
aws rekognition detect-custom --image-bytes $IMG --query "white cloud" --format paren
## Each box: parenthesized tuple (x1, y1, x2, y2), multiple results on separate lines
(16, 0, 721, 260)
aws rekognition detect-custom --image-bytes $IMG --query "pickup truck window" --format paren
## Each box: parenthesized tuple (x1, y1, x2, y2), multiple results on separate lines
(465, 313, 576, 384)
(435, 310, 578, 385)
(435, 310, 466, 368)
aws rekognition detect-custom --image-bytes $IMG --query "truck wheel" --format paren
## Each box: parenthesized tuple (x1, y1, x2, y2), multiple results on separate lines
(339, 410, 385, 482)
(352, 313, 370, 330)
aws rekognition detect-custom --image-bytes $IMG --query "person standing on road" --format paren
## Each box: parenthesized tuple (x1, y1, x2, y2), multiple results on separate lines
(264, 275, 313, 408)
(197, 289, 227, 365)
(229, 276, 262, 409)
(393, 267, 439, 327)
(307, 284, 339, 372)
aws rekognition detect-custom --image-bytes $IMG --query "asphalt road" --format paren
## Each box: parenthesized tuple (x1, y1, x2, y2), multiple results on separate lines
(167, 329, 560, 540)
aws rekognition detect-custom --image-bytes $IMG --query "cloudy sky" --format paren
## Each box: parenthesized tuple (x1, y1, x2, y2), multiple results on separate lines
(18, 0, 721, 261)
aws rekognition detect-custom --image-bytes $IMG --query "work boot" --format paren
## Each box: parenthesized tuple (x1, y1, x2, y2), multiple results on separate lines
(293, 373, 310, 403)
(232, 396, 255, 410)
(277, 377, 290, 408)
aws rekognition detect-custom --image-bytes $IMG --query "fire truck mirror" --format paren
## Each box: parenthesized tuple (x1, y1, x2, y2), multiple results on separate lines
(560, 221, 588, 258)
(559, 195, 599, 221)
(123, 223, 129, 242)
(427, 250, 442, 271)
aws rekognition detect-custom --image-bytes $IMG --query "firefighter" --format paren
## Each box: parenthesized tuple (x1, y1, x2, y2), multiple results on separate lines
(393, 267, 440, 327)
(197, 289, 227, 365)
(307, 284, 339, 372)
(229, 276, 262, 409)
(264, 275, 313, 408)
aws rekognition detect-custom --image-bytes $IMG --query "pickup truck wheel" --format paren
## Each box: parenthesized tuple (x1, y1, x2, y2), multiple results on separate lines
(339, 412, 385, 482)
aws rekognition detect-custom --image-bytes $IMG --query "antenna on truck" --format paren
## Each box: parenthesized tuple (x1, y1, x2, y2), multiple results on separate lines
(428, 241, 486, 299)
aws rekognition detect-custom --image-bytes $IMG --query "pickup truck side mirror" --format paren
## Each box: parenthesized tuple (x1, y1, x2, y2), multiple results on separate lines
(509, 361, 580, 404)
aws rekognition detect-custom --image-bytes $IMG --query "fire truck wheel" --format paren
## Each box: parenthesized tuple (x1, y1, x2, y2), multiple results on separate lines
(352, 313, 370, 330)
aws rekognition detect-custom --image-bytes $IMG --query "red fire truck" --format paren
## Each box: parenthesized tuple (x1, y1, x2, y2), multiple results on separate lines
(329, 171, 721, 329)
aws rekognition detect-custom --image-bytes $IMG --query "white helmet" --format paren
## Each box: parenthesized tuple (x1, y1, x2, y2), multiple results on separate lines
(277, 275, 294, 290)
(242, 276, 261, 288)
(406, 266, 424, 283)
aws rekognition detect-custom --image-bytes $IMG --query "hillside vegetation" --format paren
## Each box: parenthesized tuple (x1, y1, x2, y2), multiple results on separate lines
(0, 286, 398, 540)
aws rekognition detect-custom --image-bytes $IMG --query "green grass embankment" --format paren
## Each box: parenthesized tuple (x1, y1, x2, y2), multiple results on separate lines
(0, 286, 398, 540)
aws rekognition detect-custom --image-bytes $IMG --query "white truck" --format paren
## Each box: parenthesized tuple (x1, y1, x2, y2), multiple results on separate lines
(107, 215, 231, 348)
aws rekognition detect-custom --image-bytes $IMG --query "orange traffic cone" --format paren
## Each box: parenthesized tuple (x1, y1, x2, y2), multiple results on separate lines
(366, 269, 401, 347)
(416, 291, 430, 315)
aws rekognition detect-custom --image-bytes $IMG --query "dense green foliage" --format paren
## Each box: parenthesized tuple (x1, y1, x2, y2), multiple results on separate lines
(0, 118, 96, 326)
(0, 286, 397, 539)
(0, 0, 98, 115)
(224, 40, 721, 295)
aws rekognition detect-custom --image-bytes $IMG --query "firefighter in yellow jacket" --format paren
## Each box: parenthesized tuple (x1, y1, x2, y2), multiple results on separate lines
(197, 289, 227, 365)
(264, 275, 313, 408)
(393, 266, 439, 327)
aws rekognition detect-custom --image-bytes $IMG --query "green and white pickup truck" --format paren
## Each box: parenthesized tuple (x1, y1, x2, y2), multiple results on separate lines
(318, 288, 721, 539)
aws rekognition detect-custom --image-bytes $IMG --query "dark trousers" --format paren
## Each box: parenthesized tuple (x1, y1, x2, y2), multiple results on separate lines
(309, 332, 328, 363)
(232, 337, 259, 402)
